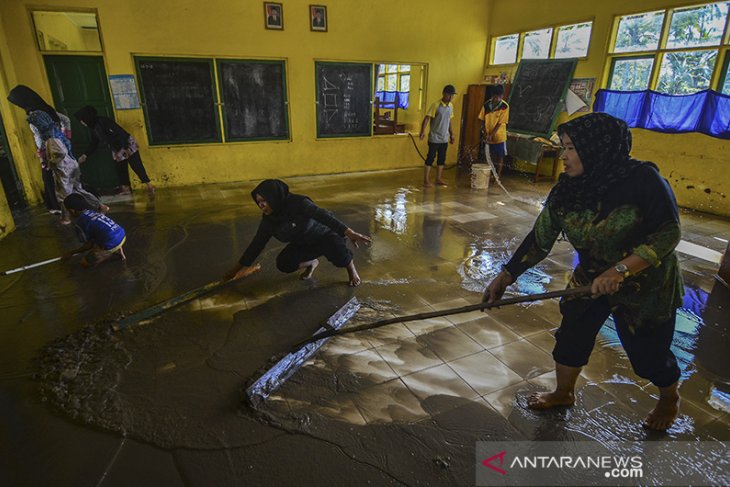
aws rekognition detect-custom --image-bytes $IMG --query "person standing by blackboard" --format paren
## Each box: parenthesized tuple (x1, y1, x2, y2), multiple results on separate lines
(478, 84, 509, 178)
(224, 179, 372, 287)
(419, 85, 456, 188)
(74, 106, 154, 197)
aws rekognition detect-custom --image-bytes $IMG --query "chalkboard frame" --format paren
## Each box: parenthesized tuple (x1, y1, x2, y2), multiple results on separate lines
(315, 61, 373, 139)
(215, 59, 290, 142)
(507, 58, 578, 138)
(134, 56, 222, 146)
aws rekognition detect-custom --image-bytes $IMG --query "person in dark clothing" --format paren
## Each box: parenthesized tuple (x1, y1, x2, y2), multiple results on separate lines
(74, 106, 153, 196)
(224, 179, 372, 286)
(7, 85, 72, 213)
(483, 113, 683, 431)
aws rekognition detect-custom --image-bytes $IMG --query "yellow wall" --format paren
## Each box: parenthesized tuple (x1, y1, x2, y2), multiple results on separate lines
(485, 0, 730, 217)
(0, 0, 490, 198)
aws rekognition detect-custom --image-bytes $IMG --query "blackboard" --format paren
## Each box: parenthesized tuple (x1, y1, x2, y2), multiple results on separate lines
(217, 60, 289, 141)
(507, 59, 577, 137)
(135, 57, 221, 144)
(315, 62, 372, 138)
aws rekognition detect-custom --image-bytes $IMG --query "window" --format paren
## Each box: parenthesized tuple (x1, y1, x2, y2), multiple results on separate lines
(607, 2, 730, 94)
(613, 11, 665, 53)
(721, 57, 730, 94)
(554, 22, 593, 58)
(522, 28, 553, 59)
(376, 64, 411, 107)
(489, 21, 592, 65)
(31, 10, 102, 52)
(492, 34, 519, 65)
(609, 56, 655, 90)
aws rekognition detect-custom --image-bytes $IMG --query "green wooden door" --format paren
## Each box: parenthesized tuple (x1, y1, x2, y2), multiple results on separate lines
(44, 55, 118, 190)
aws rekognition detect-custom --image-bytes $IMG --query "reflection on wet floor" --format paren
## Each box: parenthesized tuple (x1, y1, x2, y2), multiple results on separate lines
(2, 167, 729, 485)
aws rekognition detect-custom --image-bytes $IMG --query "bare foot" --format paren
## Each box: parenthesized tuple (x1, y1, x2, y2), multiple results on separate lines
(643, 395, 679, 431)
(436, 180, 448, 187)
(300, 259, 319, 280)
(346, 261, 361, 287)
(423, 181, 433, 188)
(60, 218, 72, 225)
(527, 391, 575, 410)
(99, 204, 110, 214)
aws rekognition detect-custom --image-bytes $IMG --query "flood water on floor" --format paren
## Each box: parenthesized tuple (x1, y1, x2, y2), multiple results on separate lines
(1, 168, 728, 485)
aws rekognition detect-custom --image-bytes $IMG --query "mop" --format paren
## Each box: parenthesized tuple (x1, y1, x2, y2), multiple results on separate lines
(245, 285, 593, 406)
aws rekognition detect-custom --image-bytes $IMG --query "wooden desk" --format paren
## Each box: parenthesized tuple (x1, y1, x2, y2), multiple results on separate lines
(506, 134, 561, 182)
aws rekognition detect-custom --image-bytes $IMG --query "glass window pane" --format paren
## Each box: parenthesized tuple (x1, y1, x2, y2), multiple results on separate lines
(614, 10, 665, 53)
(386, 74, 397, 91)
(399, 64, 410, 73)
(657, 50, 718, 93)
(377, 77, 385, 91)
(399, 74, 410, 92)
(377, 64, 386, 75)
(386, 64, 398, 73)
(554, 22, 592, 58)
(493, 34, 519, 64)
(32, 11, 101, 51)
(667, 2, 729, 49)
(609, 57, 654, 90)
(522, 28, 553, 59)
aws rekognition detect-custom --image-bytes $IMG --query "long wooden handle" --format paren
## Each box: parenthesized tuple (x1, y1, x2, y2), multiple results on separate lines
(295, 285, 592, 348)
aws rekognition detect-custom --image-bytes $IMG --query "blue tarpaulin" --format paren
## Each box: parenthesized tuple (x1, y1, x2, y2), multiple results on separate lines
(374, 90, 410, 110)
(593, 88, 730, 140)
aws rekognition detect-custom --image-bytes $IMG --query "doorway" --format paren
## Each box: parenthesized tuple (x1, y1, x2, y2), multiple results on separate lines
(44, 55, 119, 191)
(0, 112, 26, 210)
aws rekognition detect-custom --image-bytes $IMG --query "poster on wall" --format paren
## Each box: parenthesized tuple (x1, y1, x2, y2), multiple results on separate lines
(563, 78, 595, 115)
(109, 74, 141, 110)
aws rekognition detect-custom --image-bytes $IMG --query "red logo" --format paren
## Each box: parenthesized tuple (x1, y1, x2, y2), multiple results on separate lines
(482, 451, 507, 475)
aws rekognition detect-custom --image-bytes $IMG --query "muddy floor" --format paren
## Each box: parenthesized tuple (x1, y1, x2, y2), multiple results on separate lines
(1, 168, 728, 486)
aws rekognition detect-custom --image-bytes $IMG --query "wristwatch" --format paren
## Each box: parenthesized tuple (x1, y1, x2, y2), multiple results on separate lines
(614, 263, 630, 278)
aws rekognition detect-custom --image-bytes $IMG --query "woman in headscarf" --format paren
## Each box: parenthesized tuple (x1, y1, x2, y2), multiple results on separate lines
(225, 179, 372, 286)
(28, 111, 106, 224)
(7, 85, 73, 214)
(74, 105, 153, 196)
(483, 112, 683, 431)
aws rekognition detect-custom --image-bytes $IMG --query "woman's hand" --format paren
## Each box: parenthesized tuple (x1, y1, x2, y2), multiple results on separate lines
(77, 154, 87, 164)
(223, 263, 261, 282)
(345, 228, 372, 249)
(591, 269, 624, 297)
(482, 270, 514, 304)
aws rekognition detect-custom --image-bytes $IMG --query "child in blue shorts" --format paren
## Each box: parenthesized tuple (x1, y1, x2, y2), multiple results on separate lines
(63, 193, 126, 267)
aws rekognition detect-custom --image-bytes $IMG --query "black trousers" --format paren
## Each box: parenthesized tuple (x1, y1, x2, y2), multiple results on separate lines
(424, 142, 447, 166)
(42, 167, 60, 211)
(276, 233, 352, 273)
(117, 151, 151, 185)
(553, 296, 681, 388)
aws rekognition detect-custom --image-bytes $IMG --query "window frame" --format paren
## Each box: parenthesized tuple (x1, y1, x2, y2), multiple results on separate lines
(376, 63, 411, 99)
(605, 2, 730, 94)
(488, 19, 593, 66)
(607, 54, 656, 91)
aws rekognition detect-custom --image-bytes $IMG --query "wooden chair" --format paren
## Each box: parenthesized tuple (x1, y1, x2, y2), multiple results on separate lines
(373, 96, 405, 134)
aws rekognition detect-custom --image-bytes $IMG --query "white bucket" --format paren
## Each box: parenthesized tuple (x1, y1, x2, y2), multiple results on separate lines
(471, 164, 491, 190)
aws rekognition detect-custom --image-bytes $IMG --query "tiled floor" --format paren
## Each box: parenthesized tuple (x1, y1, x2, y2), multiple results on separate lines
(2, 166, 729, 485)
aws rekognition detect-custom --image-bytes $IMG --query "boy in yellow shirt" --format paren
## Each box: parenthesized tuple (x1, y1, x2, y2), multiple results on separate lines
(478, 84, 509, 177)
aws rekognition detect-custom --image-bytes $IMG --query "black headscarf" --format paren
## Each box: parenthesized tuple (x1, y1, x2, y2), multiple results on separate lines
(546, 112, 645, 215)
(251, 179, 290, 214)
(74, 105, 98, 128)
(7, 85, 60, 124)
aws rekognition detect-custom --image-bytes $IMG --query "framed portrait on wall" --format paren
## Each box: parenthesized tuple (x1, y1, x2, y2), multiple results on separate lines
(264, 2, 283, 30)
(310, 5, 327, 32)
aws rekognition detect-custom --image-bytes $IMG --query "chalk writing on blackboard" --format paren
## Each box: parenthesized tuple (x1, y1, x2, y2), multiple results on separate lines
(315, 62, 372, 138)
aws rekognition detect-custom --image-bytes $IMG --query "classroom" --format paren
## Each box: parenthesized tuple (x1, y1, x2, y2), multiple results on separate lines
(0, 0, 728, 485)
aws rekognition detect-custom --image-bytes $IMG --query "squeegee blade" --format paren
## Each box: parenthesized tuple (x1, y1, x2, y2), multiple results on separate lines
(245, 297, 361, 406)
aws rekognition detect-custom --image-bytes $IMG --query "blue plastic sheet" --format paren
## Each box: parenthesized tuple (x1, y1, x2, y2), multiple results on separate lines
(374, 90, 409, 110)
(593, 88, 730, 140)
